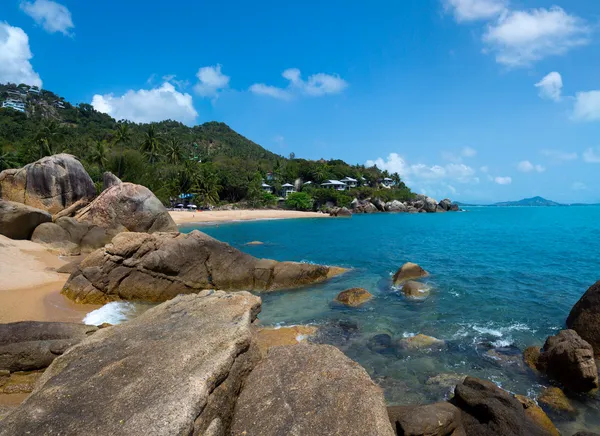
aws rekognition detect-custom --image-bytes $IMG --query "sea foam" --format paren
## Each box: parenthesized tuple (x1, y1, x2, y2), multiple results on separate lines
(83, 302, 137, 326)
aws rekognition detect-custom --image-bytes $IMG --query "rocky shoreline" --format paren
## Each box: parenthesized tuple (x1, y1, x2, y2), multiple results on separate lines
(1, 154, 599, 435)
(329, 195, 460, 217)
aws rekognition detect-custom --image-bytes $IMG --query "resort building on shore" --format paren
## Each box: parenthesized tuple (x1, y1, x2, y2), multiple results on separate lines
(321, 180, 347, 191)
(1, 99, 26, 113)
(382, 177, 394, 187)
(261, 182, 273, 193)
(281, 183, 296, 198)
(340, 177, 358, 188)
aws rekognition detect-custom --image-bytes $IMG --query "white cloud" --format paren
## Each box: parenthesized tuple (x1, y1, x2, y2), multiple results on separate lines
(442, 147, 477, 162)
(535, 72, 562, 102)
(572, 91, 600, 122)
(444, 0, 507, 22)
(483, 7, 590, 67)
(480, 165, 489, 173)
(91, 82, 198, 124)
(20, 0, 73, 36)
(0, 23, 42, 87)
(494, 176, 512, 185)
(249, 68, 348, 99)
(541, 149, 578, 161)
(583, 147, 600, 164)
(193, 65, 229, 98)
(248, 83, 291, 100)
(462, 146, 477, 157)
(517, 160, 545, 173)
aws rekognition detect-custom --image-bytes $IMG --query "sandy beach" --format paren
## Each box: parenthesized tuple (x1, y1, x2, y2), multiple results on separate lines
(170, 209, 328, 225)
(0, 236, 100, 323)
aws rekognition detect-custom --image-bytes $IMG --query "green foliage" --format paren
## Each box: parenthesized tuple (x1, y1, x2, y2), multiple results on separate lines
(310, 188, 352, 209)
(285, 192, 313, 211)
(192, 163, 221, 206)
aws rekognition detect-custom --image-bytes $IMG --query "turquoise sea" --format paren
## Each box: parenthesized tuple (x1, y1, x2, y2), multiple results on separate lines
(89, 207, 600, 433)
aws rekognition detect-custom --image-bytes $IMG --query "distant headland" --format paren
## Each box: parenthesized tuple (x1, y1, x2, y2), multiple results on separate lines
(456, 196, 600, 207)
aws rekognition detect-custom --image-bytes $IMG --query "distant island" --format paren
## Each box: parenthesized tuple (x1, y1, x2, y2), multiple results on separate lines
(456, 196, 599, 207)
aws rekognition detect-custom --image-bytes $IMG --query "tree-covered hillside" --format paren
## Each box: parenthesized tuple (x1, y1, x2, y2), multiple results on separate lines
(0, 83, 413, 208)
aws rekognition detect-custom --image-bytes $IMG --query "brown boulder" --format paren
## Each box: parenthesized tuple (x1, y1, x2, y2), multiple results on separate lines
(536, 329, 598, 392)
(450, 377, 554, 435)
(335, 288, 373, 307)
(393, 262, 429, 285)
(397, 334, 445, 350)
(31, 216, 109, 255)
(402, 280, 431, 299)
(515, 395, 560, 436)
(75, 182, 177, 234)
(230, 344, 394, 436)
(62, 231, 347, 304)
(0, 200, 51, 239)
(0, 291, 262, 435)
(0, 154, 96, 214)
(538, 387, 577, 416)
(387, 403, 465, 436)
(102, 171, 121, 191)
(567, 280, 600, 355)
(255, 325, 317, 357)
(524, 346, 541, 370)
(0, 321, 97, 372)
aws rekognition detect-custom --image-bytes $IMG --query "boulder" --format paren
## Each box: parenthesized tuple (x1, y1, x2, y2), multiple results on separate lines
(567, 280, 600, 354)
(351, 198, 378, 213)
(0, 321, 97, 372)
(439, 198, 452, 211)
(0, 154, 96, 214)
(393, 262, 429, 285)
(423, 196, 439, 213)
(62, 231, 347, 304)
(387, 403, 465, 436)
(523, 346, 541, 370)
(52, 198, 89, 221)
(397, 334, 445, 350)
(0, 200, 51, 239)
(450, 377, 554, 436)
(1, 370, 43, 394)
(385, 200, 407, 212)
(245, 241, 264, 245)
(373, 198, 386, 212)
(536, 329, 598, 392)
(255, 325, 317, 357)
(402, 280, 431, 299)
(537, 387, 577, 416)
(75, 182, 177, 234)
(515, 395, 560, 436)
(329, 206, 352, 217)
(449, 203, 460, 212)
(230, 344, 395, 436)
(31, 216, 109, 255)
(102, 171, 121, 191)
(0, 291, 262, 435)
(335, 288, 373, 307)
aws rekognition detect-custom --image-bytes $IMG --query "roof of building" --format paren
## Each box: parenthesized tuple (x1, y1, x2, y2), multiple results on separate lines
(261, 183, 271, 188)
(383, 177, 393, 181)
(340, 177, 358, 182)
(321, 180, 346, 186)
(281, 183, 294, 187)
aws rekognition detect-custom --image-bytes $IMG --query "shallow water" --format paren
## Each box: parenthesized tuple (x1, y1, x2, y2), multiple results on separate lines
(92, 207, 600, 433)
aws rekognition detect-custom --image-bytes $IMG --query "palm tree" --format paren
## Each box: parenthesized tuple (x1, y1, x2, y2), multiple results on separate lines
(34, 121, 63, 158)
(113, 123, 131, 178)
(311, 164, 330, 183)
(140, 125, 162, 164)
(192, 164, 220, 206)
(391, 172, 402, 187)
(0, 145, 18, 171)
(164, 139, 185, 165)
(89, 140, 109, 170)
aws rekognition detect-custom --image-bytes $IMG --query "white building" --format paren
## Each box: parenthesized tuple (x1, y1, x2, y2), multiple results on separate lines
(2, 99, 26, 113)
(382, 177, 394, 187)
(321, 180, 347, 191)
(261, 182, 273, 193)
(340, 177, 358, 188)
(281, 183, 295, 197)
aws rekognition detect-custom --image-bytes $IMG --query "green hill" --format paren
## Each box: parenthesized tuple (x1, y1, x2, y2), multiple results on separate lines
(0, 82, 412, 208)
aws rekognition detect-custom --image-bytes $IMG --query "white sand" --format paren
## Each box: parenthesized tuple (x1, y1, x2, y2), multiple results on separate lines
(170, 209, 328, 225)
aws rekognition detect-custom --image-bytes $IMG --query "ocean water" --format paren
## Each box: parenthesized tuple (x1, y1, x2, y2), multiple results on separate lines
(91, 207, 600, 432)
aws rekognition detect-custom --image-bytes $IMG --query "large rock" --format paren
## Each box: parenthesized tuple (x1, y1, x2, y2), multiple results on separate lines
(439, 198, 453, 211)
(537, 387, 577, 416)
(0, 154, 96, 214)
(31, 216, 109, 255)
(450, 377, 554, 436)
(62, 230, 347, 304)
(387, 403, 465, 436)
(0, 321, 97, 372)
(230, 344, 394, 436)
(402, 280, 431, 299)
(335, 288, 373, 307)
(385, 200, 407, 212)
(0, 291, 262, 435)
(393, 262, 429, 285)
(567, 280, 600, 354)
(536, 329, 598, 392)
(0, 200, 51, 239)
(351, 198, 378, 213)
(515, 395, 560, 436)
(75, 182, 177, 234)
(373, 198, 386, 212)
(102, 171, 122, 191)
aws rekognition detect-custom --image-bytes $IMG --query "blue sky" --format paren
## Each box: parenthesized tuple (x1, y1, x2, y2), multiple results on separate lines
(1, 0, 600, 203)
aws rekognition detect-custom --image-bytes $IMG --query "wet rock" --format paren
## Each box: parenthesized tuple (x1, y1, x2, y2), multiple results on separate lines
(0, 370, 43, 394)
(0, 154, 96, 214)
(335, 288, 373, 307)
(255, 326, 317, 357)
(538, 387, 578, 417)
(573, 432, 600, 436)
(402, 280, 431, 299)
(56, 258, 83, 274)
(0, 200, 51, 240)
(0, 321, 97, 372)
(393, 262, 429, 285)
(524, 346, 541, 370)
(426, 373, 467, 397)
(451, 377, 554, 436)
(485, 346, 526, 371)
(0, 291, 262, 435)
(537, 329, 598, 392)
(62, 231, 347, 303)
(567, 280, 600, 355)
(102, 171, 121, 191)
(230, 344, 394, 436)
(368, 334, 393, 354)
(397, 334, 445, 350)
(387, 403, 465, 436)
(515, 395, 560, 436)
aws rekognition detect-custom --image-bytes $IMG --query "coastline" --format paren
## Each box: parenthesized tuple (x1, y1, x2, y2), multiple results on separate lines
(0, 236, 100, 324)
(170, 209, 328, 225)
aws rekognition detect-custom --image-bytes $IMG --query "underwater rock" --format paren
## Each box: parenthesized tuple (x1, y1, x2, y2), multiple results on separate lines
(245, 241, 264, 245)
(387, 403, 464, 436)
(397, 334, 445, 350)
(393, 262, 429, 285)
(402, 280, 431, 299)
(335, 288, 373, 307)
(368, 334, 393, 354)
